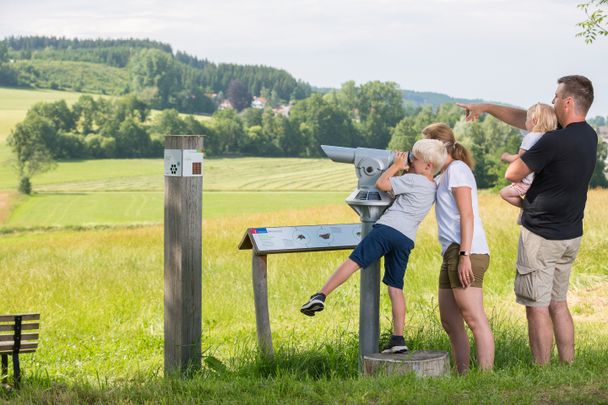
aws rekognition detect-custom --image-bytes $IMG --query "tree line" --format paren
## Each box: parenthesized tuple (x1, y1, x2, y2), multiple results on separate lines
(9, 79, 607, 194)
(0, 36, 311, 114)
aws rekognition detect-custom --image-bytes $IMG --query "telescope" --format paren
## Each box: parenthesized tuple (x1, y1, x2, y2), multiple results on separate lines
(322, 144, 409, 363)
(321, 145, 403, 220)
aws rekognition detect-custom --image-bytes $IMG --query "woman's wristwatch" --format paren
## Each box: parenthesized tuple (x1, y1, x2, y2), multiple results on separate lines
(459, 250, 470, 256)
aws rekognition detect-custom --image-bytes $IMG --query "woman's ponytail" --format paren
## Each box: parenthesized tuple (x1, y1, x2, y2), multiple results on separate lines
(422, 123, 475, 169)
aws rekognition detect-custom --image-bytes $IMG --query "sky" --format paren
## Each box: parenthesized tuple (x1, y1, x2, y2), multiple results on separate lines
(1, 0, 607, 116)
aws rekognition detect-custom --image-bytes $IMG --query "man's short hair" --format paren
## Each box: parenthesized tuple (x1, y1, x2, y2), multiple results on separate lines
(557, 75, 594, 115)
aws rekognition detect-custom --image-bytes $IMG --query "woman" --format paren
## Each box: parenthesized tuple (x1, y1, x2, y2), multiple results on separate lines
(422, 123, 494, 374)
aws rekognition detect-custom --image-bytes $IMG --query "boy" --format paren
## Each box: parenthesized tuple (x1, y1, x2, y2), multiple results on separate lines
(300, 139, 447, 353)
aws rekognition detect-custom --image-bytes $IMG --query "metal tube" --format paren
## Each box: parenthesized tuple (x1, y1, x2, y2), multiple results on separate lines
(320, 145, 356, 164)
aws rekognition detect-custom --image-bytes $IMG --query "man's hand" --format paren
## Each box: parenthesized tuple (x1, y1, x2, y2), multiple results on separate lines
(393, 151, 410, 171)
(456, 103, 486, 122)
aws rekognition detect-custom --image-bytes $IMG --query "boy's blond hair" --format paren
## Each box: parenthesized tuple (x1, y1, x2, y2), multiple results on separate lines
(411, 138, 448, 175)
(528, 103, 558, 133)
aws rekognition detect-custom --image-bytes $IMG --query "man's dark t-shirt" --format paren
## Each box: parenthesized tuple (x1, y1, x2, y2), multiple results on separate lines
(520, 121, 597, 240)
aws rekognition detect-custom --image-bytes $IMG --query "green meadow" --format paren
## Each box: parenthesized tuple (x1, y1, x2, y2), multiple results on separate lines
(0, 88, 607, 403)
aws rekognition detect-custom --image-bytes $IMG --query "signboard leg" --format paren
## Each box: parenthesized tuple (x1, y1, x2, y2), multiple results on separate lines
(359, 219, 380, 370)
(252, 253, 274, 357)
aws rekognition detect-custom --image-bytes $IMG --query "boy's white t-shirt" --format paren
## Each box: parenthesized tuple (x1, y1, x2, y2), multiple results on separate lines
(519, 131, 544, 185)
(375, 173, 436, 243)
(434, 160, 489, 256)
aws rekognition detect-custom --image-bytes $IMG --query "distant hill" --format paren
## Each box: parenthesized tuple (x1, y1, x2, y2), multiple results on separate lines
(312, 86, 485, 109)
(0, 36, 312, 113)
(402, 90, 484, 108)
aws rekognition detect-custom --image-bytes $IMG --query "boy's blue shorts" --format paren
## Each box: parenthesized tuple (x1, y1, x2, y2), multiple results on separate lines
(349, 224, 414, 290)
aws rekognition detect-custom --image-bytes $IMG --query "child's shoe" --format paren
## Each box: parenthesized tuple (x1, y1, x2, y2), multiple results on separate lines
(381, 335, 409, 354)
(300, 292, 326, 316)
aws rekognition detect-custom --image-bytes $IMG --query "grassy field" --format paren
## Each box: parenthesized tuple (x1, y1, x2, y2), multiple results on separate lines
(0, 87, 607, 403)
(0, 87, 98, 141)
(0, 192, 607, 403)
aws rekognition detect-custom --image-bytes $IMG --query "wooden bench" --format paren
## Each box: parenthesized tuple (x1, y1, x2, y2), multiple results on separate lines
(0, 314, 40, 388)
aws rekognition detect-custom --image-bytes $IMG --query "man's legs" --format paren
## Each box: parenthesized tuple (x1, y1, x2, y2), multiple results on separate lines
(549, 300, 574, 363)
(525, 306, 554, 365)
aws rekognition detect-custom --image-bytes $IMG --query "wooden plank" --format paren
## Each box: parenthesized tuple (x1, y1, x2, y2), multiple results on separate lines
(0, 323, 39, 332)
(0, 333, 38, 342)
(0, 349, 37, 355)
(252, 253, 274, 357)
(0, 314, 40, 322)
(164, 135, 203, 376)
(0, 342, 38, 353)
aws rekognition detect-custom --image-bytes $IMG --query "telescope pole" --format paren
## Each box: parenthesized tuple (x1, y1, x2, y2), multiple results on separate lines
(358, 217, 381, 370)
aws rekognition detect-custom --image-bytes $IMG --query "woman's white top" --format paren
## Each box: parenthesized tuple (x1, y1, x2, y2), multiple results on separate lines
(434, 160, 489, 256)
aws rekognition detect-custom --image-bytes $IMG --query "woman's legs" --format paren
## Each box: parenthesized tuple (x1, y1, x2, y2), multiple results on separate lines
(320, 258, 360, 296)
(439, 288, 471, 374)
(452, 287, 495, 371)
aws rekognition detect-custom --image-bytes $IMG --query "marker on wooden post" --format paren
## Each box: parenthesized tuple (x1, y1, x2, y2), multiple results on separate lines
(164, 135, 204, 376)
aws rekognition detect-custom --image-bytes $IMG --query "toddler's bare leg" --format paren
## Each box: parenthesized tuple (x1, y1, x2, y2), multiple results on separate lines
(500, 186, 523, 208)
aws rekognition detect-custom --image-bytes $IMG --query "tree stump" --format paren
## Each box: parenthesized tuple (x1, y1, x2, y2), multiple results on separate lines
(363, 350, 450, 377)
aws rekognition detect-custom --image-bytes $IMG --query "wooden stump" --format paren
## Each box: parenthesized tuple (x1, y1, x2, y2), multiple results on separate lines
(363, 351, 450, 377)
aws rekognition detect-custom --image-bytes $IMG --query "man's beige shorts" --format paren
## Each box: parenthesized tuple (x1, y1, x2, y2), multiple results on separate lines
(515, 227, 581, 307)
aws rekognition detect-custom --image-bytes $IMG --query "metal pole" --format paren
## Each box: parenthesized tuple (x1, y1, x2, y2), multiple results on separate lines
(358, 219, 380, 369)
(164, 135, 203, 376)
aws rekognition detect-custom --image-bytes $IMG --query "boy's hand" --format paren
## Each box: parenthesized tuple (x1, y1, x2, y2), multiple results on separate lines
(393, 151, 409, 171)
(500, 152, 510, 162)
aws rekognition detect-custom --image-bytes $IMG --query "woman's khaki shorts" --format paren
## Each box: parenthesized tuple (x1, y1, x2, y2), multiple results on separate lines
(439, 243, 490, 289)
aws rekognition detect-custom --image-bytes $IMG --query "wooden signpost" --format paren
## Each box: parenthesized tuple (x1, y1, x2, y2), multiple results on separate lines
(164, 135, 204, 375)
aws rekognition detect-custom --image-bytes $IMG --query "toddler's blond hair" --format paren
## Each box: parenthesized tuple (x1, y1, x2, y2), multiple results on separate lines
(528, 103, 557, 133)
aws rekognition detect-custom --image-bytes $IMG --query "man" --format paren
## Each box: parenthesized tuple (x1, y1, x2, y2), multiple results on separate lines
(457, 75, 597, 365)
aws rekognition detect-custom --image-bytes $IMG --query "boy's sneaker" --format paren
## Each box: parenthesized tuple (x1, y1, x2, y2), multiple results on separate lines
(300, 293, 326, 316)
(381, 335, 409, 354)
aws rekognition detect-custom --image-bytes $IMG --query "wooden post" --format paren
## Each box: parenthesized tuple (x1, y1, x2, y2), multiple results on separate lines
(359, 219, 380, 369)
(252, 253, 274, 357)
(164, 135, 203, 375)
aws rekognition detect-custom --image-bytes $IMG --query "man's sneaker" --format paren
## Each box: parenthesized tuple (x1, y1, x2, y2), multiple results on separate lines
(381, 335, 409, 354)
(300, 293, 326, 316)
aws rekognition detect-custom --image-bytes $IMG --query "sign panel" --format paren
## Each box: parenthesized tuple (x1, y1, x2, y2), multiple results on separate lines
(239, 223, 361, 255)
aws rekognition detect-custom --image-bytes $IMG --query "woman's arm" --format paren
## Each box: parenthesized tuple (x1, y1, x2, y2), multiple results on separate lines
(376, 151, 409, 192)
(453, 186, 474, 288)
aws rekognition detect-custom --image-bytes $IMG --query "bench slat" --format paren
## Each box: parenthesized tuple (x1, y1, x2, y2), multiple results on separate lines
(0, 314, 40, 322)
(0, 342, 38, 353)
(0, 333, 39, 342)
(0, 348, 37, 355)
(0, 323, 39, 332)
